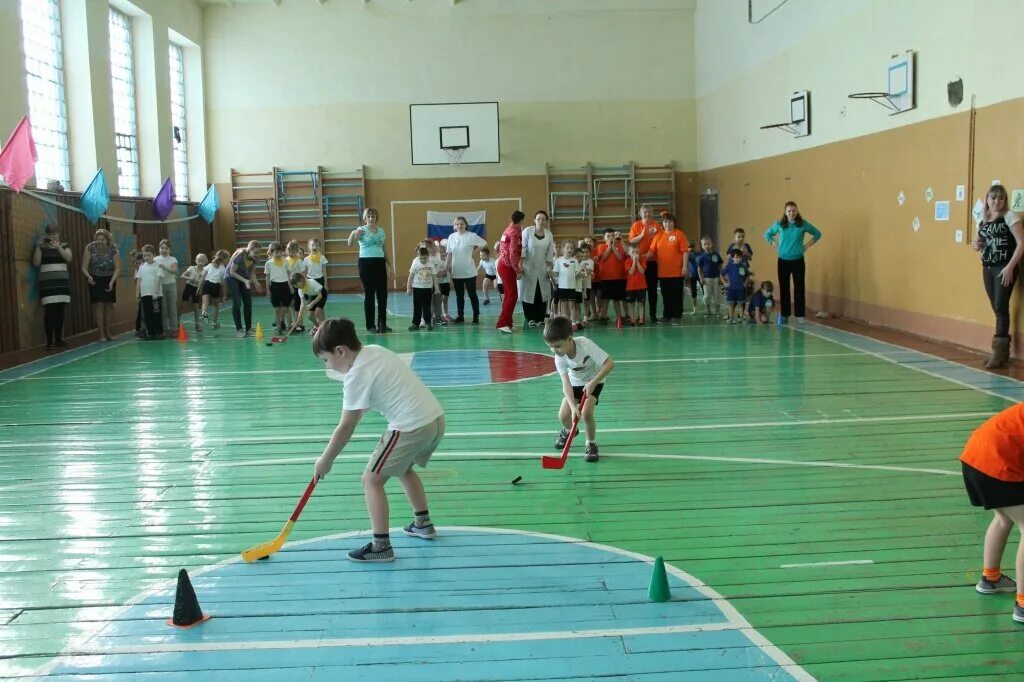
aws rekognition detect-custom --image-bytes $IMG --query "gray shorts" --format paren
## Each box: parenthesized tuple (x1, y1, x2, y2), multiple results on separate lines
(366, 415, 445, 478)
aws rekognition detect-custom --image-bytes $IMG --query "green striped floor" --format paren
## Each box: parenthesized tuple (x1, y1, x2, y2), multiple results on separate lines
(1, 295, 1020, 680)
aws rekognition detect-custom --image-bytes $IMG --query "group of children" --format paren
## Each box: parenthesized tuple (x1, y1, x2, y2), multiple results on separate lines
(263, 239, 329, 336)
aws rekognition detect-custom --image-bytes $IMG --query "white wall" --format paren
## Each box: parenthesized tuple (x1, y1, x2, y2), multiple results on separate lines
(695, 0, 1024, 170)
(202, 0, 698, 180)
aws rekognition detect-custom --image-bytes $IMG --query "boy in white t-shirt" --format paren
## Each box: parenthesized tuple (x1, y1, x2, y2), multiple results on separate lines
(553, 241, 582, 328)
(312, 318, 447, 562)
(543, 316, 615, 462)
(407, 246, 438, 331)
(289, 272, 326, 334)
(478, 247, 497, 305)
(154, 240, 179, 338)
(576, 244, 595, 328)
(135, 245, 164, 340)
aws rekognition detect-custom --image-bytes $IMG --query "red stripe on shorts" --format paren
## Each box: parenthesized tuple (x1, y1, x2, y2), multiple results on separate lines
(372, 431, 401, 474)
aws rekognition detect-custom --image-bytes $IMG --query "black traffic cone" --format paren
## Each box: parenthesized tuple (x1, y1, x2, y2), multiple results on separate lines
(166, 568, 212, 629)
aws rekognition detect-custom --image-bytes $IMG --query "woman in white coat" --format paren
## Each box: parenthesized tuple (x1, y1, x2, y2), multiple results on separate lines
(518, 210, 556, 327)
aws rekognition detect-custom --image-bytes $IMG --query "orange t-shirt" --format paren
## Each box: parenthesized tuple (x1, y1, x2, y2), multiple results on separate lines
(629, 220, 662, 259)
(624, 256, 647, 291)
(596, 243, 627, 280)
(960, 404, 1024, 482)
(649, 230, 689, 276)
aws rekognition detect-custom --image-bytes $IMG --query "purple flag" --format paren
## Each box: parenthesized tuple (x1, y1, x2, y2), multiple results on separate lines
(153, 178, 174, 221)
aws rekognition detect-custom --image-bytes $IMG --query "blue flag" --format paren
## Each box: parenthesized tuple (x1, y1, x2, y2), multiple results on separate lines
(80, 170, 109, 224)
(153, 178, 174, 221)
(197, 184, 219, 224)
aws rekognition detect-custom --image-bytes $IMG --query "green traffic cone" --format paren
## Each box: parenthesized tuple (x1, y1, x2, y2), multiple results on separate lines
(648, 556, 671, 602)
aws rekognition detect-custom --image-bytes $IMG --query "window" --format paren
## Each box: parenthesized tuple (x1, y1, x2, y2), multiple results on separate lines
(169, 44, 188, 201)
(108, 8, 138, 197)
(19, 0, 70, 190)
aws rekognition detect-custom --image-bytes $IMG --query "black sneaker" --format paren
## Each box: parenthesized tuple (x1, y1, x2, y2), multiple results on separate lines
(554, 427, 578, 449)
(403, 522, 437, 540)
(408, 325, 420, 331)
(454, 316, 466, 324)
(472, 317, 480, 324)
(347, 542, 395, 563)
(584, 442, 599, 462)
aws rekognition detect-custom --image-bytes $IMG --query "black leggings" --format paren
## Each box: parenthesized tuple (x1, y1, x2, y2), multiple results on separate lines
(645, 260, 659, 319)
(227, 278, 253, 331)
(522, 283, 547, 323)
(43, 303, 66, 344)
(452, 277, 480, 320)
(983, 265, 1017, 338)
(777, 257, 806, 318)
(358, 258, 388, 329)
(659, 278, 684, 319)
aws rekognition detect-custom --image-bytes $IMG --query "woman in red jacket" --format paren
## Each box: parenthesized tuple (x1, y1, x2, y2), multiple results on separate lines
(496, 211, 524, 333)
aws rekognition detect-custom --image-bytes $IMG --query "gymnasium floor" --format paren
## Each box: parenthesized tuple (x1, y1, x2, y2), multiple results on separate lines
(3, 294, 1024, 681)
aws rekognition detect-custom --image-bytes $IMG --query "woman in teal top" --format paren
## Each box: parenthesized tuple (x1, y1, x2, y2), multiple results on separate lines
(347, 207, 392, 333)
(763, 201, 821, 322)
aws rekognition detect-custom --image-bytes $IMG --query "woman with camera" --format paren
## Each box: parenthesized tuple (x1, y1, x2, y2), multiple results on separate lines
(31, 224, 73, 350)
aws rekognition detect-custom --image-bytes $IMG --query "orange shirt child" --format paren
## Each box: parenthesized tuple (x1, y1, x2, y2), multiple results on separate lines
(596, 243, 627, 281)
(629, 219, 662, 259)
(960, 404, 1024, 483)
(625, 256, 647, 292)
(649, 231, 689, 277)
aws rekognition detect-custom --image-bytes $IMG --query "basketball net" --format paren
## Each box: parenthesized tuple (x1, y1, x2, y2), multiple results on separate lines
(443, 147, 466, 166)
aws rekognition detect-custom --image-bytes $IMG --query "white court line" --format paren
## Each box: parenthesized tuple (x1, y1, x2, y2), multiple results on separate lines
(34, 526, 813, 682)
(0, 336, 133, 387)
(781, 560, 875, 569)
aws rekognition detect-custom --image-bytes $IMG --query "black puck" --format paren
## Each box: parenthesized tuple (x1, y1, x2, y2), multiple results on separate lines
(265, 342, 273, 346)
(511, 476, 522, 485)
(257, 555, 269, 560)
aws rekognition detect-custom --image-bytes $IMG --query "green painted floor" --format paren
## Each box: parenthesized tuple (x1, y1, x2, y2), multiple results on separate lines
(1, 296, 1021, 680)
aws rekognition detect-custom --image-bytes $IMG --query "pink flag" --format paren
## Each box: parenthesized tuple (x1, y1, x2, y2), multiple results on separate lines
(0, 117, 38, 193)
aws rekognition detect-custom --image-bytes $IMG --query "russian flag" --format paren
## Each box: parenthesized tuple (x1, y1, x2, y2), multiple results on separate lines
(427, 210, 486, 240)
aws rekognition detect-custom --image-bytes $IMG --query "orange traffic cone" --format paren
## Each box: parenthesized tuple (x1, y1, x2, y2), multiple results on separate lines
(166, 569, 212, 629)
(616, 316, 623, 329)
(177, 324, 188, 342)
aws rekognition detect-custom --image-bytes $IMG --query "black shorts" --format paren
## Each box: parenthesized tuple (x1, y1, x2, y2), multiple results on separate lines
(89, 275, 116, 303)
(314, 277, 328, 305)
(963, 462, 1024, 510)
(586, 288, 597, 301)
(625, 289, 646, 303)
(182, 284, 200, 303)
(572, 383, 604, 405)
(601, 280, 626, 301)
(497, 283, 504, 295)
(439, 282, 451, 296)
(202, 280, 222, 298)
(270, 281, 292, 308)
(727, 289, 747, 304)
(484, 274, 497, 281)
(557, 288, 582, 304)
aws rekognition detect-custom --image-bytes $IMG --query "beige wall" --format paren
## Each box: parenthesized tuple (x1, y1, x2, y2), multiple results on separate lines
(201, 0, 697, 181)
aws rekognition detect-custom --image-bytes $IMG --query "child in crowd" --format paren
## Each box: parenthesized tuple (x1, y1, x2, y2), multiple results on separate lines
(435, 238, 451, 324)
(312, 318, 446, 562)
(578, 243, 595, 326)
(407, 246, 438, 331)
(730, 228, 755, 304)
(696, 236, 724, 318)
(286, 241, 306, 332)
(154, 240, 179, 337)
(554, 240, 582, 327)
(721, 249, 750, 323)
(202, 249, 228, 329)
(288, 271, 326, 334)
(624, 244, 647, 325)
(136, 245, 164, 340)
(686, 240, 700, 315)
(959, 403, 1024, 623)
(543, 315, 615, 462)
(264, 242, 293, 335)
(304, 238, 329, 320)
(180, 253, 208, 332)
(131, 250, 147, 338)
(748, 281, 776, 324)
(596, 229, 627, 324)
(478, 247, 497, 304)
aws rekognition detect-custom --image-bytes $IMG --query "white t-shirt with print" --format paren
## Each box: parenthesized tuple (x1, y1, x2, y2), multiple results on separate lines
(153, 255, 178, 287)
(409, 258, 438, 289)
(554, 257, 580, 289)
(578, 258, 594, 292)
(264, 257, 291, 283)
(446, 232, 488, 279)
(137, 261, 163, 298)
(431, 255, 449, 283)
(203, 263, 226, 284)
(332, 345, 444, 432)
(304, 254, 329, 279)
(554, 336, 610, 387)
(181, 265, 204, 287)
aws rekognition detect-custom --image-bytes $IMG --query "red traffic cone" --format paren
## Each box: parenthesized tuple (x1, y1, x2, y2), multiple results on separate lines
(616, 316, 623, 329)
(166, 568, 212, 629)
(177, 324, 188, 342)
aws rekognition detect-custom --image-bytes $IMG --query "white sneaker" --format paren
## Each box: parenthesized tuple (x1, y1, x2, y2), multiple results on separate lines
(498, 326, 512, 334)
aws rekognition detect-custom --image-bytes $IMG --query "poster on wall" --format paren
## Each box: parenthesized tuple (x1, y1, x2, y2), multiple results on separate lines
(1011, 189, 1024, 212)
(912, 216, 921, 232)
(925, 187, 934, 203)
(897, 191, 905, 207)
(972, 199, 985, 224)
(934, 201, 950, 221)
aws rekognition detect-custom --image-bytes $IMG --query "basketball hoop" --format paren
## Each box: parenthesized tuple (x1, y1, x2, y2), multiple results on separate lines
(442, 145, 468, 166)
(848, 92, 899, 112)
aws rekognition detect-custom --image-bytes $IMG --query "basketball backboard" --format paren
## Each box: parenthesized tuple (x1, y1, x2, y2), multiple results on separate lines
(760, 90, 810, 137)
(410, 102, 500, 166)
(848, 50, 916, 115)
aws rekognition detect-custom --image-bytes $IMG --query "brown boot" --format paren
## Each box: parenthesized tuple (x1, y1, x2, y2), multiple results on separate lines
(983, 337, 997, 367)
(987, 336, 1011, 369)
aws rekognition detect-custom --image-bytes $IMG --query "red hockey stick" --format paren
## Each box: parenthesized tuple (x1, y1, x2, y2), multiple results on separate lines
(542, 392, 587, 470)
